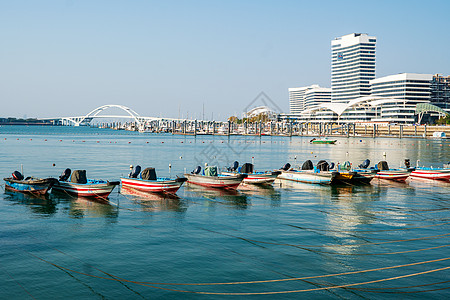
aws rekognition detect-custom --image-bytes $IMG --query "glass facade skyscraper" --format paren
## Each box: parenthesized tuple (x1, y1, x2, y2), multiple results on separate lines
(331, 33, 376, 103)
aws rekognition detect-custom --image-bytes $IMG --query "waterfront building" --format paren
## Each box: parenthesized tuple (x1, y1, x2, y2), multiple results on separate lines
(304, 87, 332, 110)
(289, 85, 319, 114)
(370, 73, 432, 123)
(331, 33, 376, 103)
(430, 74, 450, 112)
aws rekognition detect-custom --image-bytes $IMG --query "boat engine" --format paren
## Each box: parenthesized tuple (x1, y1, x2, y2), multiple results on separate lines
(12, 171, 24, 181)
(359, 159, 370, 169)
(59, 168, 71, 181)
(129, 165, 141, 178)
(317, 160, 329, 171)
(302, 160, 314, 170)
(192, 166, 201, 174)
(280, 163, 291, 171)
(229, 161, 239, 171)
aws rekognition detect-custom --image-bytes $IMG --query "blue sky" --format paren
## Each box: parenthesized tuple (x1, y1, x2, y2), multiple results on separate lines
(1, 0, 449, 120)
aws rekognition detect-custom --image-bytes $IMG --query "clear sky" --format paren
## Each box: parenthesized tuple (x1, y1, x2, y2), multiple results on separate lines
(1, 0, 449, 120)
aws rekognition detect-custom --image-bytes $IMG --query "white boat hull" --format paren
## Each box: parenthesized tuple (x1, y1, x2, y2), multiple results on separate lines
(184, 174, 247, 189)
(278, 170, 335, 185)
(120, 177, 187, 194)
(53, 180, 119, 199)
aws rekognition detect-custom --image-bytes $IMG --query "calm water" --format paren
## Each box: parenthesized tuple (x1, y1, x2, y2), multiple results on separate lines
(0, 125, 449, 299)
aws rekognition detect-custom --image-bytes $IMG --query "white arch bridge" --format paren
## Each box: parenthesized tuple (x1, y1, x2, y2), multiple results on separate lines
(45, 104, 171, 127)
(43, 104, 227, 133)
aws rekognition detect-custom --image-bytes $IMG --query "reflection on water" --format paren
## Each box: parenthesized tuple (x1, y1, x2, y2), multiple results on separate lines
(68, 197, 119, 220)
(4, 190, 57, 217)
(120, 186, 187, 212)
(239, 184, 281, 206)
(185, 184, 249, 209)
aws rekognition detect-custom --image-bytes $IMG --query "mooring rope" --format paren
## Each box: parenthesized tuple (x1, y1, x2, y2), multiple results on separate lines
(26, 250, 450, 287)
(200, 227, 450, 249)
(25, 251, 450, 295)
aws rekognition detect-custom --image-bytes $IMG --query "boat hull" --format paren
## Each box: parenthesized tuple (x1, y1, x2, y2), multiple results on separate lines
(410, 169, 450, 181)
(4, 177, 57, 195)
(184, 174, 247, 189)
(120, 177, 187, 194)
(222, 171, 281, 185)
(278, 170, 335, 185)
(53, 180, 120, 199)
(374, 170, 410, 182)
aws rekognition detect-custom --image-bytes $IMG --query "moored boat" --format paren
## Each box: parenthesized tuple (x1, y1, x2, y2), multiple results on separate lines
(184, 165, 247, 189)
(410, 168, 450, 181)
(278, 170, 337, 184)
(4, 171, 57, 195)
(374, 170, 410, 182)
(310, 138, 336, 144)
(52, 169, 119, 200)
(120, 165, 187, 194)
(222, 161, 281, 185)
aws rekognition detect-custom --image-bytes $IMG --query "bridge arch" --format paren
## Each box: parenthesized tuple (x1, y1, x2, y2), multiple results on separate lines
(71, 104, 143, 126)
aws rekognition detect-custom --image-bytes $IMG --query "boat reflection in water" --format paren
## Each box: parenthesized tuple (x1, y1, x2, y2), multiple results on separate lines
(68, 197, 119, 220)
(120, 186, 186, 212)
(184, 185, 249, 209)
(4, 190, 57, 217)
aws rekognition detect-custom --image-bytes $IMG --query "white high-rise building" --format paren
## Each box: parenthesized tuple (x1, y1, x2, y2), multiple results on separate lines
(304, 87, 331, 110)
(370, 73, 432, 123)
(331, 33, 376, 103)
(289, 85, 319, 114)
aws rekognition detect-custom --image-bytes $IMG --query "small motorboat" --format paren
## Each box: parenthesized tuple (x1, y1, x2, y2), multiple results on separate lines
(310, 137, 336, 144)
(4, 171, 57, 195)
(52, 169, 119, 200)
(277, 161, 337, 185)
(373, 160, 413, 182)
(184, 165, 247, 190)
(221, 161, 281, 185)
(410, 167, 450, 181)
(120, 165, 187, 194)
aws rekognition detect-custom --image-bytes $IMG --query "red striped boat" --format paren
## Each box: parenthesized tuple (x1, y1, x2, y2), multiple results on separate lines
(184, 173, 247, 189)
(120, 177, 187, 194)
(410, 168, 450, 181)
(374, 170, 410, 182)
(53, 179, 119, 200)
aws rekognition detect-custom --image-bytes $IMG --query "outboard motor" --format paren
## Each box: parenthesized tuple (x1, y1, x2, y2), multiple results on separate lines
(241, 163, 254, 174)
(229, 161, 239, 172)
(359, 159, 370, 169)
(302, 160, 314, 170)
(329, 162, 335, 170)
(12, 171, 24, 181)
(317, 160, 329, 171)
(377, 161, 389, 171)
(129, 165, 141, 178)
(59, 168, 71, 181)
(280, 163, 291, 171)
(404, 159, 411, 168)
(192, 166, 201, 174)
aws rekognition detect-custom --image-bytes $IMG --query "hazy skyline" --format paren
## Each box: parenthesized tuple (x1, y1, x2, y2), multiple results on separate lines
(1, 0, 449, 120)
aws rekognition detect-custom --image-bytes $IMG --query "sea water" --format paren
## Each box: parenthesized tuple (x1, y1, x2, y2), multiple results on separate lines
(0, 125, 449, 299)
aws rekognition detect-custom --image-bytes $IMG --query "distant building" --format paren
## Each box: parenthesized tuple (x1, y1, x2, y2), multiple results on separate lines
(331, 33, 376, 103)
(370, 73, 432, 123)
(289, 85, 319, 114)
(304, 87, 332, 110)
(430, 74, 450, 112)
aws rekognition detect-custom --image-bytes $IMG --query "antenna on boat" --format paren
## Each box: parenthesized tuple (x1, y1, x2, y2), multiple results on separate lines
(169, 164, 172, 177)
(383, 152, 387, 160)
(21, 164, 23, 176)
(252, 156, 254, 165)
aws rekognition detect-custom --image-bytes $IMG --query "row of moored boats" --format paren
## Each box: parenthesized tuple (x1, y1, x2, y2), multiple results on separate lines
(4, 159, 450, 200)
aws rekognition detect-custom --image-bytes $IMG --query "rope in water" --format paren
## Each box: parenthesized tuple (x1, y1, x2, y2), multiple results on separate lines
(26, 250, 449, 287)
(200, 227, 450, 248)
(25, 251, 450, 295)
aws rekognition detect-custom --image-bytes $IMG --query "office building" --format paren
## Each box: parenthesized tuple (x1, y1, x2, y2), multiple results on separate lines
(331, 33, 376, 103)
